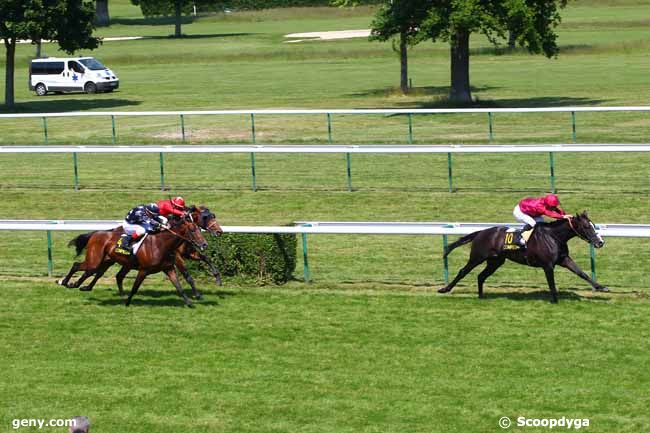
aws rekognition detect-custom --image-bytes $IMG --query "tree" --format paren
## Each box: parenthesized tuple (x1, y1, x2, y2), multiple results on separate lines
(0, 0, 100, 108)
(416, 0, 568, 103)
(131, 0, 221, 37)
(370, 0, 432, 94)
(96, 0, 110, 27)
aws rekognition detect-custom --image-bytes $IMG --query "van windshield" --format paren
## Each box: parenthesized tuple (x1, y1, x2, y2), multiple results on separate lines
(79, 58, 106, 70)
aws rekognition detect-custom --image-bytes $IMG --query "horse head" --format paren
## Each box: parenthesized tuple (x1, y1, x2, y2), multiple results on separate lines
(569, 211, 605, 248)
(172, 213, 209, 251)
(189, 205, 223, 237)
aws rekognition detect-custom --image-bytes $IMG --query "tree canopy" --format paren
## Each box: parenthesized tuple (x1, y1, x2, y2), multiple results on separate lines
(1, 0, 99, 107)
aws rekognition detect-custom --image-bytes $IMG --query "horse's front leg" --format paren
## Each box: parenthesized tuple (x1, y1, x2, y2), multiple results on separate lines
(79, 261, 114, 292)
(115, 265, 132, 296)
(559, 256, 609, 292)
(175, 255, 203, 300)
(165, 267, 194, 308)
(125, 269, 148, 307)
(198, 252, 222, 286)
(543, 266, 559, 303)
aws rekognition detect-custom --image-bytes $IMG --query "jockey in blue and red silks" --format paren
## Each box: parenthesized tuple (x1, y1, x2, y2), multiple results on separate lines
(513, 194, 571, 244)
(120, 203, 168, 251)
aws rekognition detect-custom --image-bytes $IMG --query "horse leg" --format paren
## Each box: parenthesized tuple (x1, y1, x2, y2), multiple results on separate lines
(543, 266, 559, 303)
(58, 261, 82, 287)
(199, 252, 222, 286)
(175, 256, 202, 300)
(125, 269, 148, 307)
(165, 267, 194, 308)
(559, 256, 609, 292)
(477, 257, 505, 299)
(79, 262, 113, 292)
(438, 255, 485, 294)
(115, 266, 131, 296)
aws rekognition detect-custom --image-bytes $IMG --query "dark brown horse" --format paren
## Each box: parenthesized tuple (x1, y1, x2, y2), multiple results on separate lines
(439, 212, 608, 303)
(61, 215, 207, 307)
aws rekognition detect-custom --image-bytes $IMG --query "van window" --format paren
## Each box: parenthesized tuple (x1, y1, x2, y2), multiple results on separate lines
(32, 62, 65, 75)
(79, 58, 106, 70)
(68, 61, 85, 74)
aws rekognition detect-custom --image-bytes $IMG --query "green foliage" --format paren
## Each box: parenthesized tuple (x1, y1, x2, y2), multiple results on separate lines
(199, 232, 297, 284)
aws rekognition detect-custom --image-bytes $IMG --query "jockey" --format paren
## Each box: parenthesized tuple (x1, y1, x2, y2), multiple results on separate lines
(119, 203, 168, 252)
(513, 194, 571, 245)
(157, 196, 186, 219)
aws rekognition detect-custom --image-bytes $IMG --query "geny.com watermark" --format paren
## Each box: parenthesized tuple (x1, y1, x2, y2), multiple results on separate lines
(11, 418, 77, 430)
(499, 416, 590, 429)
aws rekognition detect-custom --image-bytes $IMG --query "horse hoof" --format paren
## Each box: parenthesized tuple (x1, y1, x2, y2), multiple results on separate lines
(186, 303, 195, 309)
(79, 286, 92, 292)
(594, 286, 610, 292)
(194, 293, 204, 300)
(57, 278, 64, 286)
(437, 287, 450, 293)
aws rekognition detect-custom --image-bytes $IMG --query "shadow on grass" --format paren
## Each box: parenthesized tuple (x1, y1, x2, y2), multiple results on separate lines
(111, 16, 196, 26)
(87, 288, 234, 307)
(143, 33, 254, 40)
(481, 290, 611, 302)
(1, 97, 141, 114)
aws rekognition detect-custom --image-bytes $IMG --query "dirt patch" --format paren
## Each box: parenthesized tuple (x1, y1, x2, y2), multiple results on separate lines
(284, 29, 371, 43)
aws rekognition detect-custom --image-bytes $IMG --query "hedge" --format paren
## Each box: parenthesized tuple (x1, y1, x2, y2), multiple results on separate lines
(191, 232, 297, 285)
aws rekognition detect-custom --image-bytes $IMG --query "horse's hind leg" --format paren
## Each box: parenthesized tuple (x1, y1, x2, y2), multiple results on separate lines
(543, 266, 559, 303)
(58, 261, 82, 287)
(115, 266, 131, 296)
(79, 262, 113, 292)
(438, 255, 485, 294)
(125, 269, 148, 307)
(477, 257, 505, 298)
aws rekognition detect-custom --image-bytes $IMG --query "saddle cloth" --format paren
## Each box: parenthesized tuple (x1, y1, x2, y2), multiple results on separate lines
(115, 233, 148, 256)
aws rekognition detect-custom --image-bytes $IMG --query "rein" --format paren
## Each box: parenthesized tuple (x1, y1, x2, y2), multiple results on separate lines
(161, 224, 203, 249)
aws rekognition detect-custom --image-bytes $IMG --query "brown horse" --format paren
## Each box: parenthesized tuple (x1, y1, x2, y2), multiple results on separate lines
(439, 212, 608, 303)
(59, 205, 223, 296)
(61, 215, 207, 307)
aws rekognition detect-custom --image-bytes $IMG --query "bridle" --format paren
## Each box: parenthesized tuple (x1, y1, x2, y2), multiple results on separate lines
(566, 216, 597, 244)
(161, 217, 205, 250)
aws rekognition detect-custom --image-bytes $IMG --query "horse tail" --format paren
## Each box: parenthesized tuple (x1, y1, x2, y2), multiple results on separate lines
(443, 231, 480, 258)
(68, 232, 93, 256)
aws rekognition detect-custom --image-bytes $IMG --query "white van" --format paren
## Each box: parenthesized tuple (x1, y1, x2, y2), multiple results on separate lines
(29, 57, 119, 96)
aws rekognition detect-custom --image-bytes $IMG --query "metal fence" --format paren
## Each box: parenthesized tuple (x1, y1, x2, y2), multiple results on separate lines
(2, 219, 649, 283)
(2, 143, 649, 192)
(2, 107, 650, 145)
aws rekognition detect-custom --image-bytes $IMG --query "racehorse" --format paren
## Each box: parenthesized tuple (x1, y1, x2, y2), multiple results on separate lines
(59, 205, 223, 296)
(114, 205, 224, 300)
(60, 215, 207, 307)
(439, 212, 608, 303)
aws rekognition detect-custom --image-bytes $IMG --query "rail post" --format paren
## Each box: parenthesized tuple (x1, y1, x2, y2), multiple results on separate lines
(488, 112, 494, 143)
(301, 225, 312, 283)
(180, 114, 186, 143)
(250, 153, 257, 192)
(111, 115, 117, 144)
(407, 113, 413, 144)
(447, 152, 454, 193)
(159, 152, 166, 191)
(42, 117, 48, 144)
(47, 230, 53, 277)
(571, 111, 577, 143)
(549, 152, 556, 193)
(250, 113, 256, 144)
(590, 243, 597, 281)
(346, 153, 352, 192)
(73, 152, 79, 191)
(327, 113, 333, 144)
(442, 230, 451, 284)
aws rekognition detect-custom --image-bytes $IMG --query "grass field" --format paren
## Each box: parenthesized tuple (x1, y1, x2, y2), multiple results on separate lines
(2, 1, 650, 432)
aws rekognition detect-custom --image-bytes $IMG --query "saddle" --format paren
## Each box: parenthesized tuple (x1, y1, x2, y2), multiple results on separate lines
(115, 234, 147, 256)
(502, 227, 531, 251)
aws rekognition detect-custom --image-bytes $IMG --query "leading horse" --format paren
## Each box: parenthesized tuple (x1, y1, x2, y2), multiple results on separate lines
(439, 212, 608, 302)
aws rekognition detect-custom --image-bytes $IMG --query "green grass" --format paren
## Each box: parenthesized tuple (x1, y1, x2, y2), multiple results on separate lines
(2, 1, 650, 432)
(1, 279, 649, 433)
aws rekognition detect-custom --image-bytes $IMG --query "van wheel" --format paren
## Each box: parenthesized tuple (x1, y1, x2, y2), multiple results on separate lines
(84, 82, 97, 94)
(35, 83, 47, 96)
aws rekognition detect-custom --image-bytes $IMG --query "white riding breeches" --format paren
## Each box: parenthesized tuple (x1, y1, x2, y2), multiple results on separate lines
(513, 205, 544, 227)
(122, 221, 147, 237)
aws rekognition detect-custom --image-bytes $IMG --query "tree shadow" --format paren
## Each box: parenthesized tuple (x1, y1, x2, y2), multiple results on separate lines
(143, 33, 254, 40)
(111, 16, 196, 26)
(1, 97, 141, 113)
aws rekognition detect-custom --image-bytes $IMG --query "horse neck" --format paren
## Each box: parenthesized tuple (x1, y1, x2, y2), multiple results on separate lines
(544, 220, 576, 243)
(157, 225, 187, 250)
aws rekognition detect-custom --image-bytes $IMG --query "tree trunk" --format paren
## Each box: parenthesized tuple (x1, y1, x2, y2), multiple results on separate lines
(399, 31, 408, 94)
(95, 0, 110, 27)
(508, 30, 516, 50)
(4, 38, 16, 108)
(449, 29, 472, 104)
(36, 40, 42, 58)
(174, 0, 182, 37)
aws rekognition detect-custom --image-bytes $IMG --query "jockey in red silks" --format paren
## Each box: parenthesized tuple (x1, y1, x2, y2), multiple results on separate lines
(513, 194, 571, 244)
(157, 196, 186, 218)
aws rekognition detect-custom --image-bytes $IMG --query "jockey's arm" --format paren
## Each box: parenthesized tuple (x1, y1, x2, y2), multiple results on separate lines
(544, 208, 566, 219)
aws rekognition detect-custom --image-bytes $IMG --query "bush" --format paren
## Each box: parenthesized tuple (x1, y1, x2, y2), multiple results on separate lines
(197, 232, 297, 285)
